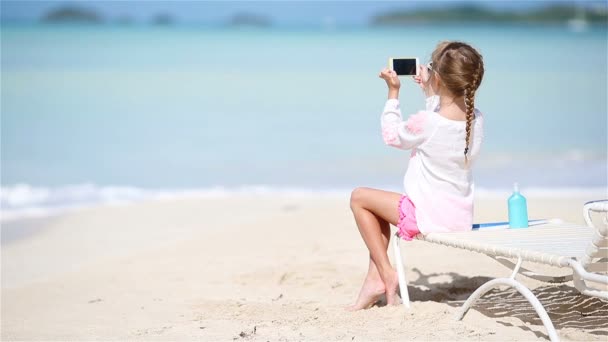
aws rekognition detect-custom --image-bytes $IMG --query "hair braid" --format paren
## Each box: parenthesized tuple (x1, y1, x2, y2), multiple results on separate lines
(463, 87, 474, 163)
(463, 62, 482, 164)
(430, 41, 484, 165)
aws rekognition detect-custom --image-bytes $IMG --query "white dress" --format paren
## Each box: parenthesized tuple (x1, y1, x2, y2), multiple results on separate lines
(380, 96, 484, 234)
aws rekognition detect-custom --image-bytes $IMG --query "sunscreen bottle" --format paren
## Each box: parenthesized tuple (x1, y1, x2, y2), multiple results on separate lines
(508, 182, 528, 228)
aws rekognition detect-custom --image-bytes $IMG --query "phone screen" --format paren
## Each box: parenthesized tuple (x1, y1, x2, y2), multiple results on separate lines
(392, 59, 417, 76)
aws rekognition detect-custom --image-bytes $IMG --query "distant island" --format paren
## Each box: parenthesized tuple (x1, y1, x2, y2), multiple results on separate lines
(151, 13, 174, 25)
(227, 12, 272, 27)
(35, 3, 607, 28)
(37, 6, 271, 27)
(372, 4, 608, 25)
(41, 6, 103, 23)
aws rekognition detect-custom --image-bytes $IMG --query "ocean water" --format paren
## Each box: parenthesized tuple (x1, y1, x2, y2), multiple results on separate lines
(1, 23, 607, 220)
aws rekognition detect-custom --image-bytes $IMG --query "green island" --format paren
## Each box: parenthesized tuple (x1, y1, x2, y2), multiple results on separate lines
(371, 4, 608, 25)
(41, 6, 103, 23)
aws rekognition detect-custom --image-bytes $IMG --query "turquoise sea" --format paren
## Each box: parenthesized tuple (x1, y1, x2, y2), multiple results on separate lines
(1, 23, 607, 219)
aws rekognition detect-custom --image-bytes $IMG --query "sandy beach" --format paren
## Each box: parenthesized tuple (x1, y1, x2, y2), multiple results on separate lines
(2, 2, 607, 340)
(1, 194, 607, 341)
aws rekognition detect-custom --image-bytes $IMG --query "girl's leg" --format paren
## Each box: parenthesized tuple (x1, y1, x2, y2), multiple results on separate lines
(346, 212, 391, 311)
(347, 187, 402, 310)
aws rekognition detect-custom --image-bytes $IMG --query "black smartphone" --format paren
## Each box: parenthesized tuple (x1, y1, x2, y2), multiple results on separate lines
(389, 57, 419, 76)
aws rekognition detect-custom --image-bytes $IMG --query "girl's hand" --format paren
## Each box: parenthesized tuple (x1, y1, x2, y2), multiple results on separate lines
(412, 64, 431, 90)
(379, 68, 400, 90)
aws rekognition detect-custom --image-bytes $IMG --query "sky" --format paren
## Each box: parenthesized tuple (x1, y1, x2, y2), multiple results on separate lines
(1, 0, 601, 26)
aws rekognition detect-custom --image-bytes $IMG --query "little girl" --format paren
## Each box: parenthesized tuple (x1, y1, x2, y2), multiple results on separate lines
(347, 41, 485, 311)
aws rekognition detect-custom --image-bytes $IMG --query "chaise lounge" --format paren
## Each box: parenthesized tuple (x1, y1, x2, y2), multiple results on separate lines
(392, 200, 608, 342)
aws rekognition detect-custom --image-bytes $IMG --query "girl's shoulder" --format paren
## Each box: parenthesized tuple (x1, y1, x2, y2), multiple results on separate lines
(404, 110, 434, 136)
(426, 108, 484, 126)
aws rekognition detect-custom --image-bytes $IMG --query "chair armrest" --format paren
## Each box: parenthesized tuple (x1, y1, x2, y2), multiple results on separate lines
(583, 200, 608, 235)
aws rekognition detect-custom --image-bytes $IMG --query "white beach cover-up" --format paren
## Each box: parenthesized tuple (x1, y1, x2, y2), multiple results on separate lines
(380, 96, 484, 234)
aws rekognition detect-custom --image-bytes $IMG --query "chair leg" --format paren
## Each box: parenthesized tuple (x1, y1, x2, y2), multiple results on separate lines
(392, 232, 411, 309)
(456, 278, 560, 342)
(569, 260, 608, 300)
(490, 256, 572, 283)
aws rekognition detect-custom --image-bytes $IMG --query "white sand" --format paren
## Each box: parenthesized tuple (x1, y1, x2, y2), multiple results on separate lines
(2, 195, 607, 340)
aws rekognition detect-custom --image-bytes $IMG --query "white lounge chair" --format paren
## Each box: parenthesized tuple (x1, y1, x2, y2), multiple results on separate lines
(392, 200, 608, 342)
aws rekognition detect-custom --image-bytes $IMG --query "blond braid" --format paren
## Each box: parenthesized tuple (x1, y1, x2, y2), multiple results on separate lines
(463, 88, 474, 164)
(430, 41, 484, 165)
(463, 63, 482, 164)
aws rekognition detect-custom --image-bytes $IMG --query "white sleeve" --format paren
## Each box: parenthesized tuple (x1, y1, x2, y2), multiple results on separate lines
(380, 99, 434, 150)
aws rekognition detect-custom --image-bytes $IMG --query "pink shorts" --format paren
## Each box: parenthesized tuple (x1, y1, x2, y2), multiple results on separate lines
(397, 195, 420, 241)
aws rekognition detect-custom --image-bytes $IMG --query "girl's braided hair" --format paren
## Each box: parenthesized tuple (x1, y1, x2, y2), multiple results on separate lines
(430, 41, 484, 164)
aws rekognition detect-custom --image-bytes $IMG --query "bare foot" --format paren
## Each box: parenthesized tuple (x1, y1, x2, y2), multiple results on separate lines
(345, 277, 386, 311)
(384, 271, 401, 306)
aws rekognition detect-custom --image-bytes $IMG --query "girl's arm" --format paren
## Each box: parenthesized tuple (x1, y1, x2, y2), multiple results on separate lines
(378, 67, 435, 150)
(381, 102, 429, 150)
(379, 67, 400, 100)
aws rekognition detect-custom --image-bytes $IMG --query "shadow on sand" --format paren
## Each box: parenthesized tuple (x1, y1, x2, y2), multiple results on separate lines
(406, 268, 608, 338)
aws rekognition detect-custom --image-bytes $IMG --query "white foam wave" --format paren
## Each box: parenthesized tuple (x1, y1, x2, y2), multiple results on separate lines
(476, 149, 607, 168)
(1, 183, 606, 223)
(0, 183, 350, 222)
(475, 187, 607, 199)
